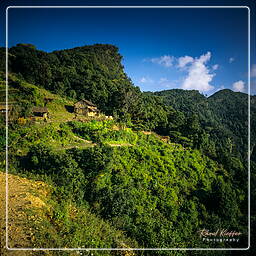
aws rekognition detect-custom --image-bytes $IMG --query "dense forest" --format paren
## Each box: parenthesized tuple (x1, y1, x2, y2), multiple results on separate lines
(0, 43, 254, 255)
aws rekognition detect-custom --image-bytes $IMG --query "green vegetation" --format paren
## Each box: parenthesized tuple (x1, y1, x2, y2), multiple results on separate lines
(0, 43, 254, 255)
(15, 126, 247, 252)
(24, 179, 138, 253)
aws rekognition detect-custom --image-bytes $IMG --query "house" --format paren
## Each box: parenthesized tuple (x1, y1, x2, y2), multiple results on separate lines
(0, 104, 16, 122)
(74, 100, 100, 117)
(0, 104, 7, 114)
(0, 104, 13, 114)
(32, 106, 49, 119)
(160, 136, 170, 143)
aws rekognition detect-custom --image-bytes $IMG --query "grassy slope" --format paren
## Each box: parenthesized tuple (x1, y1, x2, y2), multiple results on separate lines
(1, 76, 139, 254)
(0, 75, 247, 254)
(5, 75, 138, 152)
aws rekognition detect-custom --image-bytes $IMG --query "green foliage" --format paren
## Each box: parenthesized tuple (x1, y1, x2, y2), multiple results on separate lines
(24, 144, 86, 202)
(25, 189, 138, 254)
(19, 128, 246, 251)
(68, 120, 138, 144)
(0, 126, 5, 150)
(1, 43, 252, 253)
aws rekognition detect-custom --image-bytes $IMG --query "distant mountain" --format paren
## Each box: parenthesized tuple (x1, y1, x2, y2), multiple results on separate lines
(152, 88, 255, 162)
(151, 89, 207, 113)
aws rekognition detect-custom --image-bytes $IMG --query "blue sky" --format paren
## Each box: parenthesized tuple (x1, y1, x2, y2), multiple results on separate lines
(2, 3, 256, 95)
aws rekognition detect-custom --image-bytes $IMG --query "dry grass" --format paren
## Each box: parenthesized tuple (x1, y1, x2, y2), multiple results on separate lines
(0, 171, 50, 255)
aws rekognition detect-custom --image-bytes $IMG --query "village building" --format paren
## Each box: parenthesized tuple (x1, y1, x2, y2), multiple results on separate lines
(0, 104, 16, 122)
(32, 106, 49, 119)
(74, 99, 100, 117)
(0, 104, 7, 114)
(0, 104, 13, 115)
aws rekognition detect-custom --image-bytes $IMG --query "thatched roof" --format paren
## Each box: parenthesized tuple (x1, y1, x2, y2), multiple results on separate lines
(75, 99, 96, 107)
(0, 104, 6, 110)
(32, 106, 48, 113)
(90, 108, 100, 112)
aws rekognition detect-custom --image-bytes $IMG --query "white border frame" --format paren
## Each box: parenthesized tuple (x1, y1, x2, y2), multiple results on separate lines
(5, 5, 251, 252)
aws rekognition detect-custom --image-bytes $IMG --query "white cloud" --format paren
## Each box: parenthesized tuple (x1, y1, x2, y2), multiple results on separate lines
(143, 52, 219, 92)
(150, 55, 174, 67)
(212, 64, 219, 70)
(232, 80, 245, 92)
(251, 64, 256, 77)
(181, 51, 215, 92)
(140, 77, 153, 83)
(177, 56, 194, 68)
(199, 52, 211, 63)
(229, 57, 235, 63)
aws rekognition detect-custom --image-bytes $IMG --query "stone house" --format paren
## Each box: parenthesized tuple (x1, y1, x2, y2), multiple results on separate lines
(32, 106, 49, 119)
(74, 100, 100, 117)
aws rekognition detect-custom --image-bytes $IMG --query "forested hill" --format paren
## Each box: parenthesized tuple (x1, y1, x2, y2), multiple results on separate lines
(0, 43, 255, 253)
(1, 43, 255, 166)
(152, 89, 255, 162)
(0, 43, 141, 116)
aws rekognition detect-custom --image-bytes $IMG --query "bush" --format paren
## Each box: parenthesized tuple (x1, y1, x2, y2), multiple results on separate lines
(24, 144, 85, 202)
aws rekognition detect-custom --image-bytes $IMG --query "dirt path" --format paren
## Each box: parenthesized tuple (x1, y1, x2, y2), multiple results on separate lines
(0, 171, 50, 255)
(108, 143, 133, 147)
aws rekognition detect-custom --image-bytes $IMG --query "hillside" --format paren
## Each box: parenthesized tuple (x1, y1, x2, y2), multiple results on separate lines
(0, 77, 248, 252)
(0, 171, 137, 256)
(152, 89, 255, 165)
(0, 44, 170, 130)
(0, 43, 254, 254)
(1, 43, 138, 116)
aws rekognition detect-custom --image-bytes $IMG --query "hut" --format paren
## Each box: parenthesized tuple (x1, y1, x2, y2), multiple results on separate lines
(32, 106, 49, 119)
(74, 100, 100, 117)
(0, 104, 13, 114)
(0, 104, 7, 114)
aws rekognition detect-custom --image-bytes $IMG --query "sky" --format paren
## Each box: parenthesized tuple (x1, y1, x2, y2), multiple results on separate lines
(1, 1, 256, 95)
